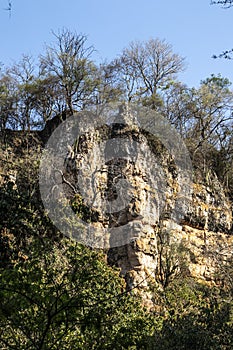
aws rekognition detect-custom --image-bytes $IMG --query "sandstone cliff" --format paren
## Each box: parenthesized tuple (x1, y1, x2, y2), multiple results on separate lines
(1, 106, 232, 308)
(61, 106, 233, 307)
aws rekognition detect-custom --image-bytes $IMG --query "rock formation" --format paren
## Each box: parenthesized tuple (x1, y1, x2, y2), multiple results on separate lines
(61, 105, 233, 308)
(1, 106, 232, 308)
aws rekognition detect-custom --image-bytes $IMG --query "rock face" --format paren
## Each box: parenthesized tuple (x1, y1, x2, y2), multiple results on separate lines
(1, 107, 232, 308)
(179, 225, 233, 283)
(62, 105, 233, 307)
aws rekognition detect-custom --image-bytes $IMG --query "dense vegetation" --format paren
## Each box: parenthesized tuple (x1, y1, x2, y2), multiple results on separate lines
(0, 171, 232, 349)
(0, 177, 232, 349)
(0, 29, 233, 348)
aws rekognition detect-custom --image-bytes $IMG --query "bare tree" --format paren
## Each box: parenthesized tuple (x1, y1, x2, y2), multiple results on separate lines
(40, 29, 96, 114)
(211, 0, 233, 8)
(113, 38, 185, 108)
(0, 72, 18, 130)
(159, 81, 191, 136)
(8, 55, 39, 131)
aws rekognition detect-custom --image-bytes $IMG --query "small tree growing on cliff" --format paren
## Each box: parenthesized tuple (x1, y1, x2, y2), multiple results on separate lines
(155, 228, 190, 289)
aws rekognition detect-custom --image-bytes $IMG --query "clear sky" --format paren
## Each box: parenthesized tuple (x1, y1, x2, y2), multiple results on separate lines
(0, 0, 233, 87)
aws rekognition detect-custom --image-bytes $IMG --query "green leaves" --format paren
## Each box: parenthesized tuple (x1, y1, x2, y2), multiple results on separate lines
(0, 238, 151, 349)
(150, 276, 233, 350)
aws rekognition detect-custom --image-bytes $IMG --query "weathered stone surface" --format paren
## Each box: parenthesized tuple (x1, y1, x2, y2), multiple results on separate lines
(62, 106, 233, 307)
(184, 180, 232, 233)
(1, 108, 232, 308)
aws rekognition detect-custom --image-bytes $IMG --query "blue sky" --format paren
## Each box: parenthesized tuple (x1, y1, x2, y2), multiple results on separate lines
(0, 0, 233, 87)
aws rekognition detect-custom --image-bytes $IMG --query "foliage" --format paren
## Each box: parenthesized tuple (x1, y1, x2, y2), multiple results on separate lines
(158, 74, 233, 192)
(0, 139, 153, 348)
(0, 238, 153, 349)
(150, 276, 233, 350)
